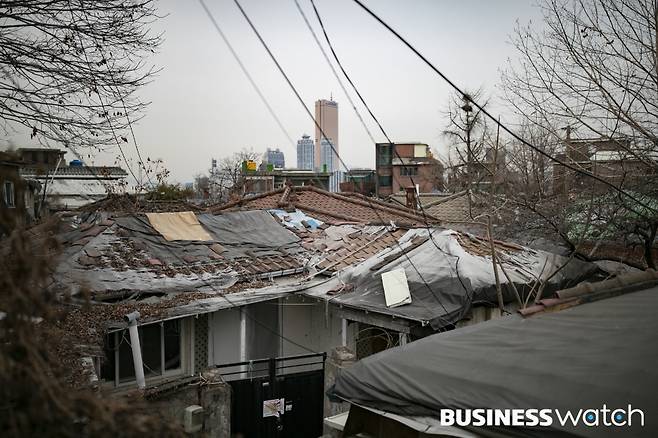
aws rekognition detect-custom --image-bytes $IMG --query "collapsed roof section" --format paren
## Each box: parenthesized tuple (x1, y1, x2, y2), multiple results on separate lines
(302, 227, 600, 330)
(331, 271, 658, 438)
(39, 198, 602, 332)
(54, 209, 306, 306)
(211, 185, 440, 226)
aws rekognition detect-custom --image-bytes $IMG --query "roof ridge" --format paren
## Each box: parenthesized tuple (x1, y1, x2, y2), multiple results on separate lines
(422, 190, 469, 208)
(209, 187, 287, 213)
(518, 269, 658, 317)
(302, 185, 440, 224)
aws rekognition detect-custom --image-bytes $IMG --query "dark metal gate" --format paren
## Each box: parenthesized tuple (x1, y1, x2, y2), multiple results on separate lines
(216, 353, 327, 438)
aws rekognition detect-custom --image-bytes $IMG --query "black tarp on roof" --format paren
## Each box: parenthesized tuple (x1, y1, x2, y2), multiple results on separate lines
(331, 286, 658, 437)
(112, 210, 301, 263)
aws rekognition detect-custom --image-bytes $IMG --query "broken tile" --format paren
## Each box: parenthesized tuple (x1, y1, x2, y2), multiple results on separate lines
(78, 223, 93, 231)
(84, 248, 102, 258)
(147, 258, 162, 266)
(78, 255, 98, 266)
(80, 225, 106, 238)
(209, 243, 225, 255)
(132, 240, 147, 251)
(72, 237, 92, 246)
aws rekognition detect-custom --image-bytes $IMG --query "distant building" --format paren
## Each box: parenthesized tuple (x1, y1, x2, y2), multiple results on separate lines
(553, 134, 657, 195)
(263, 148, 285, 169)
(375, 143, 444, 197)
(296, 134, 314, 170)
(340, 168, 376, 196)
(1, 151, 41, 235)
(314, 99, 338, 171)
(319, 138, 338, 173)
(17, 148, 129, 211)
(241, 169, 332, 194)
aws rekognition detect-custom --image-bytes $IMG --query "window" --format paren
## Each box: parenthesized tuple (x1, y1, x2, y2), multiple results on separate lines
(378, 175, 392, 187)
(101, 319, 182, 386)
(414, 144, 427, 158)
(3, 181, 15, 208)
(400, 166, 418, 176)
(376, 144, 393, 166)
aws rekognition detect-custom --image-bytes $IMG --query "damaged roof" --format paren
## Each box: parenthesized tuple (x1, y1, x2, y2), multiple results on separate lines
(53, 209, 306, 306)
(331, 270, 658, 438)
(212, 185, 440, 226)
(389, 191, 470, 223)
(303, 228, 600, 330)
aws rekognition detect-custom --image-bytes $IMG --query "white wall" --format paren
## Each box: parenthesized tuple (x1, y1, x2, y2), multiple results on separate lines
(208, 308, 242, 366)
(279, 295, 355, 357)
(207, 296, 357, 369)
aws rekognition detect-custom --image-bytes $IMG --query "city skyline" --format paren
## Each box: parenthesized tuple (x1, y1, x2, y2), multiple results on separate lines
(1, 0, 545, 184)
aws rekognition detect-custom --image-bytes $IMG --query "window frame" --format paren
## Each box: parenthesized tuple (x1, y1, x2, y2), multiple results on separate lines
(400, 166, 419, 177)
(378, 175, 392, 187)
(3, 180, 15, 208)
(101, 318, 190, 388)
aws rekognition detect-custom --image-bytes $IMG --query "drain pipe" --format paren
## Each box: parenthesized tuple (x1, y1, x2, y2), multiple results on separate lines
(125, 311, 146, 389)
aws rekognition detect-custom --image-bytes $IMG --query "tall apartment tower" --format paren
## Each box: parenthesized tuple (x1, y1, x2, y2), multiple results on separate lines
(314, 98, 338, 171)
(263, 148, 285, 169)
(296, 134, 314, 170)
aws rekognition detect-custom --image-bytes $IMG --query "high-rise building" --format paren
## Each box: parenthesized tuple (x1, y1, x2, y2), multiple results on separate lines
(296, 134, 314, 170)
(319, 138, 337, 172)
(314, 99, 338, 171)
(263, 148, 285, 169)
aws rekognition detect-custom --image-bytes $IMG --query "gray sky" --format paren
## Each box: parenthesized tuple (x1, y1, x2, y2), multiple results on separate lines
(8, 0, 546, 184)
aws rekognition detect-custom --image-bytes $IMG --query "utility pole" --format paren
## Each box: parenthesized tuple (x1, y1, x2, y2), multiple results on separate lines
(461, 97, 473, 190)
(461, 96, 473, 218)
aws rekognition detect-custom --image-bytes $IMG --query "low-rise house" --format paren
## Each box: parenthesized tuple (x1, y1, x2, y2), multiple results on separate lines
(30, 185, 603, 436)
(1, 151, 41, 234)
(242, 169, 332, 194)
(339, 168, 376, 196)
(17, 148, 129, 211)
(553, 136, 657, 195)
(329, 270, 658, 438)
(214, 185, 599, 357)
(375, 143, 444, 196)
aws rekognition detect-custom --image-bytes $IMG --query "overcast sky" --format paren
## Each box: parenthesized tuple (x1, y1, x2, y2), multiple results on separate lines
(7, 0, 546, 184)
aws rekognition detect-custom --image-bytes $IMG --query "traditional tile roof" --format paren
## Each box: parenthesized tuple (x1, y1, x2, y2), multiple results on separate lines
(212, 185, 440, 226)
(21, 165, 128, 177)
(78, 194, 202, 214)
(314, 228, 407, 274)
(51, 209, 306, 302)
(423, 191, 470, 222)
(388, 191, 470, 223)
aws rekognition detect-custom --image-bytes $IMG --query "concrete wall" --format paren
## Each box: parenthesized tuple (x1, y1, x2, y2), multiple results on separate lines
(145, 371, 231, 437)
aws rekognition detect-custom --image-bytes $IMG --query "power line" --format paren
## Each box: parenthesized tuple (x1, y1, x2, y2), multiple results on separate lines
(5, 8, 323, 359)
(308, 0, 470, 303)
(350, 0, 657, 215)
(225, 0, 452, 320)
(198, 0, 296, 149)
(292, 0, 377, 144)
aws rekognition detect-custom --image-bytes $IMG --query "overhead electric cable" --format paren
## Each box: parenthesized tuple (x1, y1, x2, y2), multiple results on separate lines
(349, 0, 656, 214)
(198, 0, 296, 149)
(222, 0, 452, 319)
(292, 0, 377, 144)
